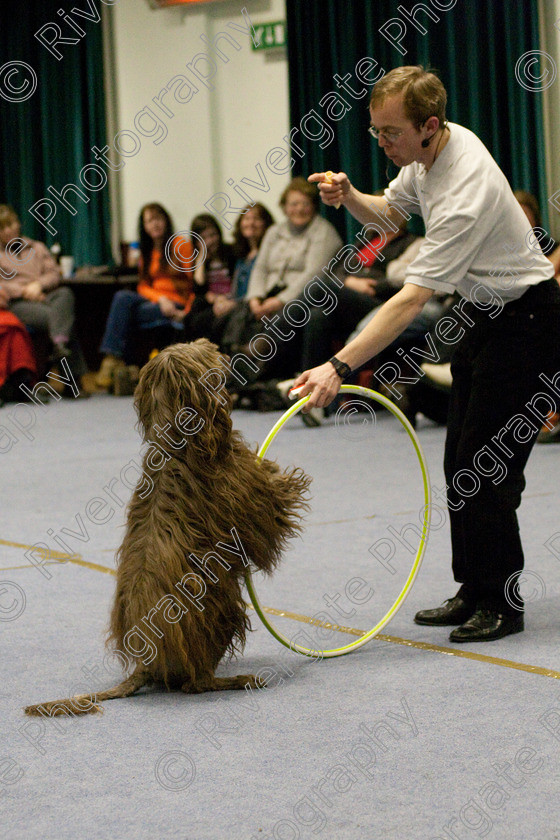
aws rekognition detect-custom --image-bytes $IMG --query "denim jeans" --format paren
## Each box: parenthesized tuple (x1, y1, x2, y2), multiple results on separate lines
(100, 289, 182, 362)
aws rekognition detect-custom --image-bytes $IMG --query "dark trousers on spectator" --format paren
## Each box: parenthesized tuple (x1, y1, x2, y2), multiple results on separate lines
(301, 282, 378, 370)
(445, 279, 560, 611)
(301, 280, 437, 373)
(100, 289, 182, 364)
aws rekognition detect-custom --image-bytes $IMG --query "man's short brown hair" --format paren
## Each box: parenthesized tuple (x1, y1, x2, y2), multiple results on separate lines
(370, 66, 447, 130)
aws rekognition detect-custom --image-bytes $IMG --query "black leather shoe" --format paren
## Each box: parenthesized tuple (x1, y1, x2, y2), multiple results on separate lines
(414, 596, 475, 626)
(449, 608, 524, 643)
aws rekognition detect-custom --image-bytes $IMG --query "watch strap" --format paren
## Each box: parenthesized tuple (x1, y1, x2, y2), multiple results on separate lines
(328, 355, 352, 380)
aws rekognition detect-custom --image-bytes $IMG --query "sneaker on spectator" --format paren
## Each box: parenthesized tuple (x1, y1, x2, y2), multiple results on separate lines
(421, 362, 452, 389)
(276, 378, 296, 402)
(301, 406, 324, 427)
(276, 377, 324, 426)
(50, 342, 72, 364)
(47, 363, 66, 395)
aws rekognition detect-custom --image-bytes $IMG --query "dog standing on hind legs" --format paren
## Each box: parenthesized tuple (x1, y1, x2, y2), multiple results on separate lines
(25, 339, 311, 717)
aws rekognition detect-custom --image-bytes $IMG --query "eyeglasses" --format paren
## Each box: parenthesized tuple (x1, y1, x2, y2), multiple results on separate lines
(368, 126, 404, 143)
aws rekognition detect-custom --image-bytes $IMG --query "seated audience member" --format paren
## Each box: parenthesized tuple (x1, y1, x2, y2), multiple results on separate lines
(227, 178, 342, 388)
(514, 190, 557, 257)
(0, 286, 37, 405)
(0, 204, 86, 395)
(216, 203, 275, 351)
(285, 225, 444, 425)
(247, 177, 342, 318)
(300, 220, 427, 373)
(232, 203, 275, 299)
(515, 190, 560, 285)
(552, 244, 560, 280)
(384, 294, 458, 429)
(184, 214, 236, 341)
(96, 203, 194, 389)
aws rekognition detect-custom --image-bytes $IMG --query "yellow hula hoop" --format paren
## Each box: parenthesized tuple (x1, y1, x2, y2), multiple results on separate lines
(245, 384, 431, 658)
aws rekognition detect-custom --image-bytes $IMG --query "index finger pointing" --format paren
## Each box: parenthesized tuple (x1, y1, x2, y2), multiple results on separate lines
(323, 171, 341, 209)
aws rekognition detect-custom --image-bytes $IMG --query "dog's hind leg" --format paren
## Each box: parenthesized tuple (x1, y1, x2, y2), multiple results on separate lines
(24, 668, 150, 717)
(181, 674, 261, 694)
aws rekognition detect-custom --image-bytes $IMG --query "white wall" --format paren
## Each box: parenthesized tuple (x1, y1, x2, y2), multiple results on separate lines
(108, 0, 290, 243)
(539, 0, 560, 239)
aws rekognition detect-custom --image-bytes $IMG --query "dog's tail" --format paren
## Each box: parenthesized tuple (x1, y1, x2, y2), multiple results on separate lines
(24, 668, 149, 717)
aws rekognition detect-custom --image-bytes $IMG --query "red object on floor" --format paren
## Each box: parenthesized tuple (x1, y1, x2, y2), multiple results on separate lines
(0, 311, 37, 387)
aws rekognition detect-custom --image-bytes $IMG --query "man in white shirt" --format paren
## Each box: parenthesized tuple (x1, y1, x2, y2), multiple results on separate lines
(294, 65, 560, 642)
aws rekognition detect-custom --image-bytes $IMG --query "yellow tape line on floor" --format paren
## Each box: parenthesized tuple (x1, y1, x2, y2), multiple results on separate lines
(3, 538, 559, 680)
(0, 539, 116, 575)
(245, 607, 560, 681)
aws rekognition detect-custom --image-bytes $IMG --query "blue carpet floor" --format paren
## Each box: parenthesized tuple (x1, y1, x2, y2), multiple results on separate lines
(1, 393, 560, 839)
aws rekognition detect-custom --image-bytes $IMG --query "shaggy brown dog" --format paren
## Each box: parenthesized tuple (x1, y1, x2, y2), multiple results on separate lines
(25, 339, 310, 717)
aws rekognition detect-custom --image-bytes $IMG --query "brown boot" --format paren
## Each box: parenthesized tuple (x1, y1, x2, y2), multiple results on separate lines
(95, 355, 125, 389)
(113, 365, 138, 397)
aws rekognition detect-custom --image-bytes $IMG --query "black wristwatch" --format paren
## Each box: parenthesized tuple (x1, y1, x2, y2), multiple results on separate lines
(328, 355, 352, 380)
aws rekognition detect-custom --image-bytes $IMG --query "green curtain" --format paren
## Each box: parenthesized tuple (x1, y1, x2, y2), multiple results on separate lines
(0, 0, 111, 265)
(286, 0, 548, 243)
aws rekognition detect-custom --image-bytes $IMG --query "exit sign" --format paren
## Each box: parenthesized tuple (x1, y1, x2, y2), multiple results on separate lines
(252, 20, 286, 50)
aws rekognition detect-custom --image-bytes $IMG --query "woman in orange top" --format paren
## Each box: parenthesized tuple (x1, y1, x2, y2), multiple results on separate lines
(96, 203, 194, 388)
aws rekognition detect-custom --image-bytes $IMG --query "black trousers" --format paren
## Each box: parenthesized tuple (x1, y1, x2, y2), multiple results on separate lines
(301, 282, 378, 369)
(444, 279, 560, 610)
